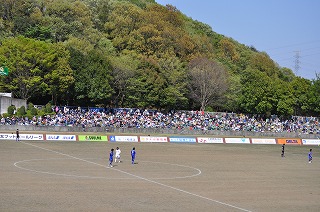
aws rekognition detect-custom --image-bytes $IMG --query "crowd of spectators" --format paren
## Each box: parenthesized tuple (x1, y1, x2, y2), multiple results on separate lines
(1, 106, 320, 135)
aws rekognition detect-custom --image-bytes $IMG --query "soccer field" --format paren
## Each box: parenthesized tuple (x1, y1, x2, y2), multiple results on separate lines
(0, 140, 319, 211)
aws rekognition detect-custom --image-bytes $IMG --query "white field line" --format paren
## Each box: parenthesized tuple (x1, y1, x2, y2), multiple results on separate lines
(17, 141, 252, 212)
(14, 158, 201, 180)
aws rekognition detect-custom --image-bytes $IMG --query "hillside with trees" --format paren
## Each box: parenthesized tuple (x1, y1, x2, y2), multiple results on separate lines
(0, 0, 319, 117)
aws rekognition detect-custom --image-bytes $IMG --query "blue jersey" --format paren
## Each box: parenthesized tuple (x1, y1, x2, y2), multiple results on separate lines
(131, 150, 136, 159)
(109, 151, 114, 161)
(308, 151, 313, 160)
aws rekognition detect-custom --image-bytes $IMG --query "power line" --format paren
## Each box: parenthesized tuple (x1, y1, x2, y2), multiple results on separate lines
(294, 51, 300, 75)
(268, 46, 320, 56)
(265, 40, 320, 51)
(276, 51, 320, 62)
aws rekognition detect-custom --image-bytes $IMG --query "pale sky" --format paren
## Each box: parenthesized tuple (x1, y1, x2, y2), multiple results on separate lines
(156, 0, 320, 80)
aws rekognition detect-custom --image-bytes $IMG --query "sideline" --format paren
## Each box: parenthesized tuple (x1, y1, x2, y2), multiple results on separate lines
(18, 141, 252, 212)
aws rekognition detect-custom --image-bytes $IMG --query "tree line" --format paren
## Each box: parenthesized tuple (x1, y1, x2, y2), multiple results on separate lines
(0, 0, 319, 117)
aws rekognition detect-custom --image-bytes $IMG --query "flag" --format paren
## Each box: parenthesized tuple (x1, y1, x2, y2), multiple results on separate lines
(0, 66, 9, 76)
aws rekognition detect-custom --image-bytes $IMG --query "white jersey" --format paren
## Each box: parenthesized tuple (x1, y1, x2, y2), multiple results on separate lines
(115, 149, 121, 158)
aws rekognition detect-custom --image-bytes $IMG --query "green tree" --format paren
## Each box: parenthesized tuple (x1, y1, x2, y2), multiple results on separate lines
(44, 45, 74, 105)
(40, 0, 93, 42)
(123, 55, 188, 110)
(158, 57, 188, 110)
(105, 2, 143, 51)
(239, 68, 274, 114)
(219, 38, 240, 62)
(0, 36, 74, 104)
(272, 78, 295, 117)
(307, 74, 320, 115)
(68, 47, 113, 106)
(250, 52, 279, 77)
(224, 74, 242, 112)
(290, 77, 312, 115)
(278, 67, 296, 82)
(109, 53, 139, 107)
(7, 105, 16, 115)
(239, 68, 296, 116)
(85, 0, 113, 31)
(125, 57, 164, 108)
(17, 106, 26, 116)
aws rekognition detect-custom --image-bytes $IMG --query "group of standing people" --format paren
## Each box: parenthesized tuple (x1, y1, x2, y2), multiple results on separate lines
(281, 144, 313, 163)
(14, 128, 314, 165)
(108, 147, 136, 167)
(5, 107, 320, 136)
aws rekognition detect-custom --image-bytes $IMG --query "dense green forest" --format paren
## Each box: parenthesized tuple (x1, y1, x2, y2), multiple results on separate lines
(0, 0, 319, 117)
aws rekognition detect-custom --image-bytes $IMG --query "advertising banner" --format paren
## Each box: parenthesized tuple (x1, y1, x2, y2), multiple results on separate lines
(302, 139, 320, 145)
(251, 138, 276, 144)
(78, 135, 108, 142)
(225, 137, 250, 144)
(140, 136, 168, 142)
(46, 134, 77, 141)
(277, 138, 302, 145)
(109, 135, 139, 142)
(197, 137, 224, 143)
(169, 136, 197, 143)
(0, 133, 44, 140)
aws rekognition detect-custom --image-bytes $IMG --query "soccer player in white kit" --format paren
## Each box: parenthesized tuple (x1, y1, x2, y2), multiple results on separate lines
(115, 147, 121, 163)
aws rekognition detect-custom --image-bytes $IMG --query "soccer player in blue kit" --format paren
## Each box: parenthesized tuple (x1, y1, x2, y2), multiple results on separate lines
(109, 148, 114, 167)
(308, 149, 313, 163)
(131, 147, 136, 164)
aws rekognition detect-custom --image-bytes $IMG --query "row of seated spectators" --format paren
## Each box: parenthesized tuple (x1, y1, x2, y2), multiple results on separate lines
(1, 107, 320, 134)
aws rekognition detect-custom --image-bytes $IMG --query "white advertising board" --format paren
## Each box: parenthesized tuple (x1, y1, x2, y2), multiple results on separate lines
(302, 139, 320, 145)
(140, 136, 168, 142)
(0, 133, 44, 140)
(46, 134, 76, 141)
(225, 137, 250, 144)
(251, 138, 276, 144)
(197, 137, 224, 143)
(109, 135, 138, 142)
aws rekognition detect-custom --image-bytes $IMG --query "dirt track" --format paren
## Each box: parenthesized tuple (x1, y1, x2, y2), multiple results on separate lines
(0, 140, 319, 211)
